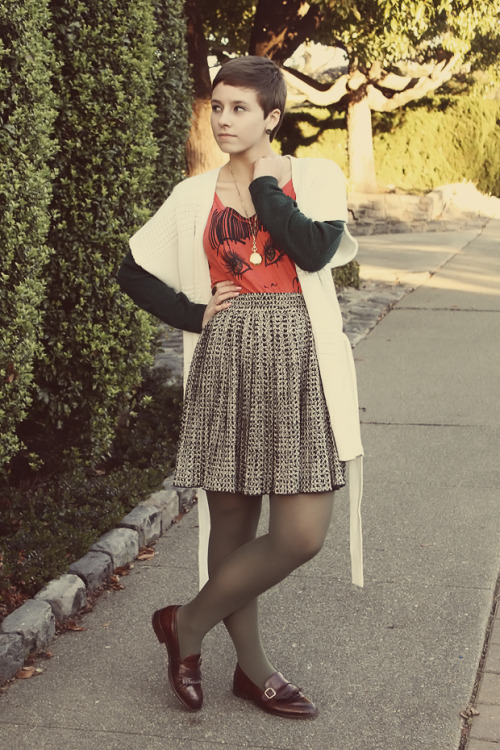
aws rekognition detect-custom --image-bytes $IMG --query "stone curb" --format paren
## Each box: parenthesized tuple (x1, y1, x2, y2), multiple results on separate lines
(0, 479, 197, 685)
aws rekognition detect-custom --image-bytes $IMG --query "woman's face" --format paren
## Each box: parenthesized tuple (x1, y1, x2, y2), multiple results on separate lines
(211, 82, 279, 157)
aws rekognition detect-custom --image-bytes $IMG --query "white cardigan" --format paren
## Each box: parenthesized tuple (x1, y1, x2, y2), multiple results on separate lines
(130, 156, 364, 587)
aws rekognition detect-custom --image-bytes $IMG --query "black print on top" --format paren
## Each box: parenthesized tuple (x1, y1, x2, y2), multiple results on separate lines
(262, 237, 284, 267)
(208, 205, 289, 281)
(220, 246, 252, 279)
(208, 207, 256, 253)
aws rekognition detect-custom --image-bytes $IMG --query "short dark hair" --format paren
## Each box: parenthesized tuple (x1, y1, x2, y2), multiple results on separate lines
(212, 56, 287, 141)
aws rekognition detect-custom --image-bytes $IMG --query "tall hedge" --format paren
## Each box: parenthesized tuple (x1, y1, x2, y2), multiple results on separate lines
(288, 97, 500, 197)
(373, 96, 500, 196)
(150, 0, 193, 208)
(32, 0, 161, 462)
(0, 0, 58, 470)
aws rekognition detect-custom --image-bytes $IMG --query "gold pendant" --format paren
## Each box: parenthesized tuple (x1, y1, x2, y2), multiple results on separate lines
(250, 252, 263, 265)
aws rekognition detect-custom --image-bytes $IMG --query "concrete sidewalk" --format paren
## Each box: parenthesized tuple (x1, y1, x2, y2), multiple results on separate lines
(0, 221, 499, 750)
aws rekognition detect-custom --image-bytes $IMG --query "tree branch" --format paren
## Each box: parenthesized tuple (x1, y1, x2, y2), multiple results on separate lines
(282, 54, 461, 110)
(282, 66, 350, 105)
(367, 55, 461, 111)
(250, 0, 323, 63)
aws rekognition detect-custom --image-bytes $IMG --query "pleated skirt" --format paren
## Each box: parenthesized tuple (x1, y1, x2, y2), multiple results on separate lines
(173, 293, 345, 495)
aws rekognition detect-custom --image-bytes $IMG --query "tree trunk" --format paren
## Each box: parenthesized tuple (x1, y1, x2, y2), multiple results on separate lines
(185, 97, 224, 175)
(184, 0, 224, 175)
(347, 94, 377, 193)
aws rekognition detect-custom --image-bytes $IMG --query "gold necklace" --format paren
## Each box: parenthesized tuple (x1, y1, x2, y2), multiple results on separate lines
(228, 164, 262, 266)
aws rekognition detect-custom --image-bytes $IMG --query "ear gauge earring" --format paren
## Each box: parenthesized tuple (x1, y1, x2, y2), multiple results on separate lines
(265, 129, 272, 135)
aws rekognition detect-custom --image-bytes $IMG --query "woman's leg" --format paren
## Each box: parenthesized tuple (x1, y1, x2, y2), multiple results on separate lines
(203, 491, 276, 687)
(176, 490, 335, 687)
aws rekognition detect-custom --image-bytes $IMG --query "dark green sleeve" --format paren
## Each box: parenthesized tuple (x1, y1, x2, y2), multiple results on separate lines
(117, 251, 205, 333)
(249, 176, 345, 272)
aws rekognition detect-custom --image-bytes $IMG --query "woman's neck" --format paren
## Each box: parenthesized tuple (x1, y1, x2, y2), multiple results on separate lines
(227, 146, 275, 183)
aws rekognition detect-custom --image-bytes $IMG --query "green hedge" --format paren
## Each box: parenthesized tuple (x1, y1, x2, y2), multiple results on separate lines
(150, 0, 193, 208)
(373, 96, 500, 196)
(0, 0, 58, 469)
(1, 369, 182, 601)
(282, 96, 500, 197)
(28, 0, 161, 464)
(0, 0, 194, 604)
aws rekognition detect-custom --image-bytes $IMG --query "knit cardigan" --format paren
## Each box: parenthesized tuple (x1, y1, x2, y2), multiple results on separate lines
(129, 156, 364, 587)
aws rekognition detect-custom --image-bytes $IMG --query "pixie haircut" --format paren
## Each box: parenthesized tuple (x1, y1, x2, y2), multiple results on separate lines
(212, 56, 287, 141)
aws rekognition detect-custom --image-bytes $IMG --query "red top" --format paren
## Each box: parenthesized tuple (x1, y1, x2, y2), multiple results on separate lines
(203, 179, 301, 294)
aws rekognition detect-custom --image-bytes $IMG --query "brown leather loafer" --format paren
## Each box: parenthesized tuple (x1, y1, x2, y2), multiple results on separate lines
(233, 664, 318, 719)
(152, 605, 202, 711)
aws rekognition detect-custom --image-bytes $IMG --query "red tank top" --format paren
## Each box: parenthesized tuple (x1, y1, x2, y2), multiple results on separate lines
(203, 179, 301, 294)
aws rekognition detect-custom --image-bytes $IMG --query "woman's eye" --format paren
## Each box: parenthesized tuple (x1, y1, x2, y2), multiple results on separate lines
(211, 104, 221, 112)
(235, 106, 245, 112)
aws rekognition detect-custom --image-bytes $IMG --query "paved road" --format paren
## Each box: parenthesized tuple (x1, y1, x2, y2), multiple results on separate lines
(1, 221, 499, 749)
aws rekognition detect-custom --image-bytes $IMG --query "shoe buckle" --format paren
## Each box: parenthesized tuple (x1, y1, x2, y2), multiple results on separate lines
(263, 687, 277, 701)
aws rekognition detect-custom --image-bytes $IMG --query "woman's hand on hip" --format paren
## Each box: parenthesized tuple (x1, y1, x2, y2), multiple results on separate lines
(202, 281, 241, 328)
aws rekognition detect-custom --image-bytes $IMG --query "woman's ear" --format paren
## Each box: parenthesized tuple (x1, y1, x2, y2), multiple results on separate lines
(266, 108, 281, 134)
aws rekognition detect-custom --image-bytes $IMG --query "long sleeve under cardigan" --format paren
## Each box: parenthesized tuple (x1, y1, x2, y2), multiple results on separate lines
(126, 156, 364, 587)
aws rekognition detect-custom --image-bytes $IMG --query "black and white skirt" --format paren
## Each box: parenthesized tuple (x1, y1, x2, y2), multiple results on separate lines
(174, 292, 345, 495)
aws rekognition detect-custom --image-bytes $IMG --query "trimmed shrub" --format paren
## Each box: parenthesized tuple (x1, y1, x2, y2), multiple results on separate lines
(333, 261, 360, 289)
(150, 0, 193, 208)
(29, 0, 161, 464)
(0, 0, 58, 470)
(373, 96, 500, 196)
(0, 368, 182, 602)
(284, 97, 500, 198)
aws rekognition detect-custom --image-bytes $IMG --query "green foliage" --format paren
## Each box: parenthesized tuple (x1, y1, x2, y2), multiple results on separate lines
(197, 0, 255, 57)
(0, 368, 182, 600)
(106, 366, 183, 473)
(0, 1, 194, 604)
(150, 0, 193, 207)
(373, 96, 500, 196)
(0, 0, 58, 469)
(278, 107, 348, 171)
(30, 0, 161, 463)
(285, 96, 500, 198)
(316, 0, 500, 69)
(196, 0, 500, 72)
(333, 261, 360, 289)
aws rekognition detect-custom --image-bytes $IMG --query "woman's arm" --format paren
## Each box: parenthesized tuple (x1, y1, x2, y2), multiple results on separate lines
(117, 251, 206, 333)
(249, 176, 345, 273)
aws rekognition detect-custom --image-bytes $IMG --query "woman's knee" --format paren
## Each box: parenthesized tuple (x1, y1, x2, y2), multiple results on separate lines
(269, 521, 329, 566)
(269, 491, 334, 564)
(292, 526, 328, 563)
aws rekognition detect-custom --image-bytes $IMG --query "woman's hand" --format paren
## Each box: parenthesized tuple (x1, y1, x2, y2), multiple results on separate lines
(202, 280, 241, 328)
(253, 155, 288, 183)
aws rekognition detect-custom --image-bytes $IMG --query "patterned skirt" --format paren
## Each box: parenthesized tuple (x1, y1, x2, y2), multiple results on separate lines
(174, 293, 345, 495)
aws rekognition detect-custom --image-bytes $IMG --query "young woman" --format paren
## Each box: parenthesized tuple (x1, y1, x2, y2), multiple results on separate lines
(118, 56, 363, 719)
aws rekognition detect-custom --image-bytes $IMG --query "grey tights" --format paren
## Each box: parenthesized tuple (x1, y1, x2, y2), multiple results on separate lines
(176, 490, 335, 689)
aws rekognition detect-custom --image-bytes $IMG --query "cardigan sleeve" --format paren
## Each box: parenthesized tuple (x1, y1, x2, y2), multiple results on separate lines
(249, 176, 345, 273)
(117, 251, 205, 333)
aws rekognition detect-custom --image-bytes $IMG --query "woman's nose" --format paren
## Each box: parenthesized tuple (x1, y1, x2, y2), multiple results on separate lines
(218, 108, 231, 126)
